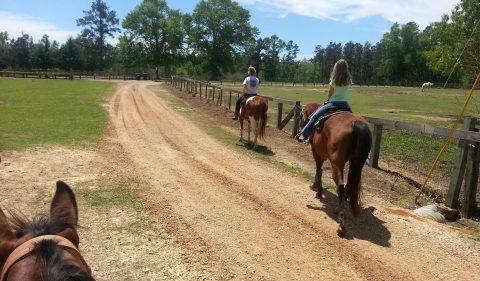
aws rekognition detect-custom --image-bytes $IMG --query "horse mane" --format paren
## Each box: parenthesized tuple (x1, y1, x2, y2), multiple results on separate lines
(35, 240, 95, 281)
(7, 210, 77, 238)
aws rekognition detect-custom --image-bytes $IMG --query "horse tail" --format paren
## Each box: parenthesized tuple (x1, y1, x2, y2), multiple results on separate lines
(347, 121, 372, 215)
(258, 101, 268, 140)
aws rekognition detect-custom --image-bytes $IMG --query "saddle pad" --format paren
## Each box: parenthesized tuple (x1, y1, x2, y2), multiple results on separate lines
(313, 110, 351, 131)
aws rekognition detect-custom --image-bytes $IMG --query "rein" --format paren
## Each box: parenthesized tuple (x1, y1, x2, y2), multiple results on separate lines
(0, 235, 90, 281)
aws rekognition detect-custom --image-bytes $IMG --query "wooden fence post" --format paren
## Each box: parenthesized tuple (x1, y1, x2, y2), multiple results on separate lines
(292, 101, 301, 137)
(445, 117, 477, 208)
(462, 141, 480, 218)
(228, 90, 232, 110)
(367, 124, 383, 168)
(277, 103, 283, 129)
(218, 89, 223, 106)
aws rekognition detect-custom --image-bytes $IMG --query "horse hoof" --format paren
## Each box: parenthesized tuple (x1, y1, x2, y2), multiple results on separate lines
(337, 227, 346, 236)
(315, 193, 324, 200)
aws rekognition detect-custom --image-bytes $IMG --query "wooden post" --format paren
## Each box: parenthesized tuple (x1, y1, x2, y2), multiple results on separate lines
(228, 90, 232, 110)
(445, 117, 477, 207)
(218, 89, 223, 106)
(277, 103, 284, 129)
(462, 141, 480, 218)
(292, 101, 301, 137)
(367, 124, 383, 168)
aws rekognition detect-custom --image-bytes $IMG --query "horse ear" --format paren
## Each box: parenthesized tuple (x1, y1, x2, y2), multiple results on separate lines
(50, 181, 78, 226)
(0, 207, 16, 265)
(0, 208, 14, 238)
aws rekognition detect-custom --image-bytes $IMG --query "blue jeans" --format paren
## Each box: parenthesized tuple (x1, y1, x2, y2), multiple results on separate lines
(299, 101, 350, 137)
(235, 93, 257, 114)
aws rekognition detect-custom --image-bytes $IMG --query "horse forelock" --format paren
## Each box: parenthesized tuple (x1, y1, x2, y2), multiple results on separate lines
(33, 240, 94, 281)
(1, 238, 92, 281)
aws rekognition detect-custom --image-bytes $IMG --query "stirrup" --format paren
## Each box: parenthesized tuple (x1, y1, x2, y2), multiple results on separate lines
(295, 133, 306, 142)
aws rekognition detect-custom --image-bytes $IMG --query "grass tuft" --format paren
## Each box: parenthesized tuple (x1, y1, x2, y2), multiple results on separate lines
(77, 179, 139, 207)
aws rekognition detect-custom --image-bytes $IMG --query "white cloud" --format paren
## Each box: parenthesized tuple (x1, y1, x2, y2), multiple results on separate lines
(238, 0, 459, 28)
(0, 11, 78, 43)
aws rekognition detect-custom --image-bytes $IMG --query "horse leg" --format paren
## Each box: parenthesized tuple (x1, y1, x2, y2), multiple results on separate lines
(240, 118, 244, 141)
(332, 164, 347, 235)
(253, 118, 259, 147)
(247, 119, 251, 143)
(312, 159, 325, 199)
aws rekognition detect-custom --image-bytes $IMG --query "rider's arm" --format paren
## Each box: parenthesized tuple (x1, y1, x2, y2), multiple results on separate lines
(327, 85, 334, 101)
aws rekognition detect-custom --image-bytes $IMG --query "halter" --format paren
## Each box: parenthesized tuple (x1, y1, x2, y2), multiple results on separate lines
(0, 235, 91, 281)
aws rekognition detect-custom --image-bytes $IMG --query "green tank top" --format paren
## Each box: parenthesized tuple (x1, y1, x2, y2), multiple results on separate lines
(329, 81, 350, 102)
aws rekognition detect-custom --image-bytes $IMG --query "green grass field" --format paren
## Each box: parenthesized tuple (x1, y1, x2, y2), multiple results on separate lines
(0, 78, 113, 151)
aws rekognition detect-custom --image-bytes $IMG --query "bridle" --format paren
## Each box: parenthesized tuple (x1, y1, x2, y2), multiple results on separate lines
(0, 235, 91, 281)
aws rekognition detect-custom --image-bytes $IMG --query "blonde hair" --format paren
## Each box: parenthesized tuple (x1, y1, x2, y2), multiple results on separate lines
(331, 59, 352, 86)
(248, 66, 256, 75)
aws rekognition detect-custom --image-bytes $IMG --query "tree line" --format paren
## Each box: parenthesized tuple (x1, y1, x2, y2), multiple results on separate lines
(0, 0, 478, 84)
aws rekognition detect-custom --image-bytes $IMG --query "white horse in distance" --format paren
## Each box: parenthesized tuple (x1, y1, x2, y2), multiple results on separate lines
(421, 82, 434, 92)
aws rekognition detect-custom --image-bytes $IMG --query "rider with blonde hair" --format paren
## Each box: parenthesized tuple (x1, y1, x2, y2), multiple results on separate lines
(295, 59, 352, 142)
(232, 65, 259, 120)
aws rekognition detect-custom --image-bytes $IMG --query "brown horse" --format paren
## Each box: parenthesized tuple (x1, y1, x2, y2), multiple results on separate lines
(0, 181, 94, 281)
(300, 104, 372, 235)
(239, 96, 268, 147)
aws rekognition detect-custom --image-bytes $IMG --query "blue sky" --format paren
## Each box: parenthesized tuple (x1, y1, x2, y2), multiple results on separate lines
(0, 0, 459, 59)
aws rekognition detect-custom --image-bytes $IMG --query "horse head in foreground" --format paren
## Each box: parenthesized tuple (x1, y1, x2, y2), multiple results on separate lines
(0, 181, 94, 281)
(239, 96, 268, 147)
(300, 104, 372, 235)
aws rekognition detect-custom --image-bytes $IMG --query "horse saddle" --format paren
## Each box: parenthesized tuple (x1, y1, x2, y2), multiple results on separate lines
(313, 107, 352, 132)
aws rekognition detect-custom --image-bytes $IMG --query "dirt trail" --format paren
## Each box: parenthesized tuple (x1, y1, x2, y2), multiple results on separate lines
(108, 81, 479, 280)
(1, 80, 478, 281)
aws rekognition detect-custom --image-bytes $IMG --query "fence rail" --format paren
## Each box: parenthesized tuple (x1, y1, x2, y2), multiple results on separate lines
(212, 79, 479, 89)
(0, 70, 158, 81)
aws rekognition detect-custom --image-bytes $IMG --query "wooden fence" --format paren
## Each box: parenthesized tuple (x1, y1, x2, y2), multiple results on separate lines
(212, 80, 479, 89)
(365, 116, 480, 218)
(171, 76, 479, 217)
(0, 70, 154, 81)
(0, 70, 73, 79)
